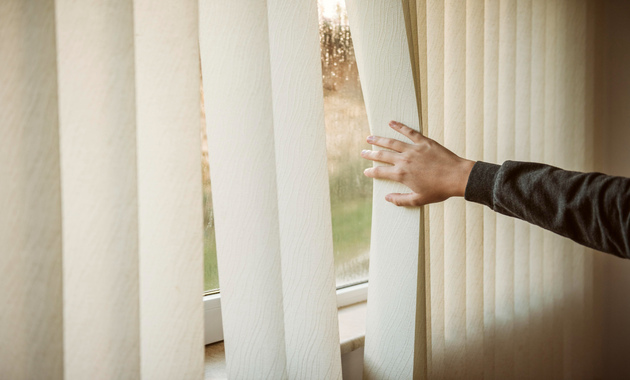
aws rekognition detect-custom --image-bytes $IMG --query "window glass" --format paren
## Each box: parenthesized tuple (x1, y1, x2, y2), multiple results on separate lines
(201, 87, 219, 294)
(318, 0, 372, 288)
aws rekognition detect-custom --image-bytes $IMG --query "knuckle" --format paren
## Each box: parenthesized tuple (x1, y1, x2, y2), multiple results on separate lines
(400, 155, 412, 165)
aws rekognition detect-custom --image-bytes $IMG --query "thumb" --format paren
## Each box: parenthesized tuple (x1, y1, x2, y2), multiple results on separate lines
(385, 193, 423, 207)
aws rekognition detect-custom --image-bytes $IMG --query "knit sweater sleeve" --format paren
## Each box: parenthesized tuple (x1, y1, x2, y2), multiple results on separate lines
(464, 160, 630, 259)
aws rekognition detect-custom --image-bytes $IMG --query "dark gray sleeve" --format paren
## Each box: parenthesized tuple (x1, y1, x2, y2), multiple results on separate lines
(464, 160, 630, 259)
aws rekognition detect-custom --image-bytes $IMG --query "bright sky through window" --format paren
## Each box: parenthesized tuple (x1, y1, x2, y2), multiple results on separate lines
(319, 0, 345, 21)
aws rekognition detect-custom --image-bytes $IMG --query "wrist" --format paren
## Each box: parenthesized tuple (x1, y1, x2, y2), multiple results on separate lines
(456, 159, 475, 197)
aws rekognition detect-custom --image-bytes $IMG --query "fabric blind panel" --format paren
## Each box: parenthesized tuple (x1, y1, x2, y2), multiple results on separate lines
(543, 0, 560, 377)
(552, 1, 570, 377)
(443, 2, 467, 378)
(199, 0, 342, 378)
(55, 1, 141, 377)
(558, 1, 588, 377)
(482, 1, 500, 377)
(2, 1, 204, 377)
(407, 2, 432, 378)
(266, 0, 342, 377)
(134, 0, 204, 378)
(514, 1, 532, 377)
(345, 0, 427, 378)
(200, 2, 288, 376)
(465, 1, 485, 378)
(412, 2, 433, 378)
(424, 1, 446, 378)
(416, 0, 604, 378)
(0, 1, 64, 378)
(584, 1, 600, 377)
(495, 0, 517, 377)
(529, 1, 547, 377)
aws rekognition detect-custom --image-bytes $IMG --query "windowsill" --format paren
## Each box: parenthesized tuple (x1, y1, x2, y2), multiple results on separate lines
(204, 300, 367, 378)
(338, 300, 367, 354)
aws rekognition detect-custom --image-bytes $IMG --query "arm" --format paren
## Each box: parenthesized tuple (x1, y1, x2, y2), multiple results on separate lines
(361, 121, 630, 259)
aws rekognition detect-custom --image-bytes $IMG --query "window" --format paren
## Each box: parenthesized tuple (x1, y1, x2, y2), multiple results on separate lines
(319, 0, 372, 288)
(201, 83, 219, 295)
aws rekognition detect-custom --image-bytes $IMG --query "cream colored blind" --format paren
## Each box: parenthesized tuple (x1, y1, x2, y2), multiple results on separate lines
(1, 1, 204, 378)
(1, 2, 63, 378)
(344, 0, 427, 378)
(414, 0, 605, 378)
(1, 0, 611, 379)
(199, 0, 342, 378)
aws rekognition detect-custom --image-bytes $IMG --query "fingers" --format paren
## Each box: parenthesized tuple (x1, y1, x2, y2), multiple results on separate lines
(363, 166, 403, 182)
(389, 120, 425, 143)
(366, 135, 411, 152)
(360, 149, 398, 164)
(385, 193, 424, 207)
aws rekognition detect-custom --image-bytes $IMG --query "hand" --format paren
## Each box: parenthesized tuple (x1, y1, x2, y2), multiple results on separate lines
(360, 120, 475, 207)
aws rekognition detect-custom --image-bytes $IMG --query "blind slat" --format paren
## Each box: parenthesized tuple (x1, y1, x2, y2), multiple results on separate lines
(443, 1, 468, 378)
(483, 1, 500, 377)
(134, 0, 204, 377)
(529, 0, 547, 376)
(425, 1, 446, 377)
(200, 1, 289, 377)
(496, 0, 517, 376)
(584, 0, 598, 377)
(345, 0, 427, 377)
(542, 0, 559, 377)
(0, 2, 64, 378)
(55, 1, 140, 376)
(414, 2, 432, 378)
(266, 0, 342, 377)
(465, 0, 485, 378)
(514, 1, 533, 377)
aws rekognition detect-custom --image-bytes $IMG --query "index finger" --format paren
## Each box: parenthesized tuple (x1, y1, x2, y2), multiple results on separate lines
(366, 135, 411, 152)
(389, 120, 425, 143)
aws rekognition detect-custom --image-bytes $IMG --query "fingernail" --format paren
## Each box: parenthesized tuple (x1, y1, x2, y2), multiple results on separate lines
(389, 121, 399, 127)
(364, 168, 370, 174)
(361, 149, 369, 155)
(367, 136, 375, 143)
(385, 195, 391, 202)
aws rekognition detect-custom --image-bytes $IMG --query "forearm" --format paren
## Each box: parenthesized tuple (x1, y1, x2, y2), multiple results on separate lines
(465, 161, 630, 259)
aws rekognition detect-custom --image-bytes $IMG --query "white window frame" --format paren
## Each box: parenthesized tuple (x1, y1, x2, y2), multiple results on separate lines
(204, 281, 368, 345)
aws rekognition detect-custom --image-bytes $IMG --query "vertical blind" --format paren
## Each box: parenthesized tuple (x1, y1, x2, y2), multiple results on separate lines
(1, 0, 204, 378)
(344, 0, 427, 378)
(199, 0, 342, 378)
(0, 0, 611, 379)
(415, 0, 605, 378)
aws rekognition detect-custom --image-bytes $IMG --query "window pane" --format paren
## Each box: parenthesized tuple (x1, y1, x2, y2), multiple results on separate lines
(318, 0, 372, 288)
(201, 87, 219, 294)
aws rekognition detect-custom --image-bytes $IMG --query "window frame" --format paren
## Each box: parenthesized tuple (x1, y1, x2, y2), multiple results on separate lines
(204, 281, 368, 345)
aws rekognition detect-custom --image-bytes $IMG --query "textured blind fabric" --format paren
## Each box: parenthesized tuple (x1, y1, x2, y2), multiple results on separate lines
(0, 0, 613, 379)
(0, 1, 204, 378)
(0, 1, 63, 377)
(414, 0, 605, 378)
(55, 1, 140, 376)
(344, 0, 427, 378)
(199, 0, 342, 378)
